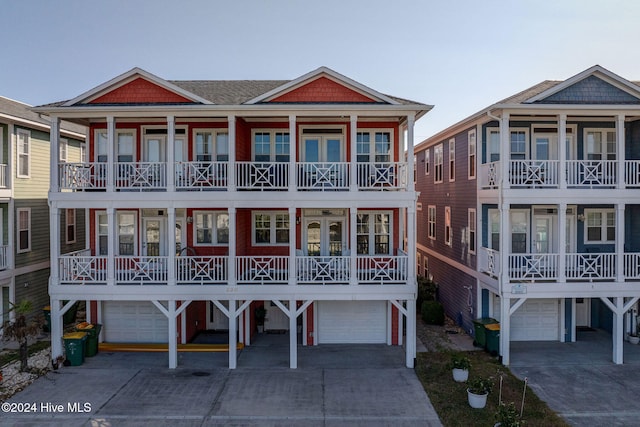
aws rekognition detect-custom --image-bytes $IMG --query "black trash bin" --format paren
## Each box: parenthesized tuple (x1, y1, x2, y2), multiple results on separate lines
(472, 317, 498, 348)
(76, 322, 102, 357)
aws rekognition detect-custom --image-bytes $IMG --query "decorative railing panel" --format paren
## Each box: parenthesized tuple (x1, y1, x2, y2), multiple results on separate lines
(236, 162, 289, 190)
(115, 256, 168, 284)
(479, 248, 500, 278)
(356, 256, 407, 284)
(115, 162, 166, 191)
(59, 255, 108, 283)
(176, 256, 227, 284)
(508, 254, 559, 280)
(59, 163, 108, 190)
(175, 162, 228, 190)
(509, 160, 558, 187)
(565, 253, 616, 280)
(236, 256, 289, 284)
(297, 163, 349, 190)
(566, 160, 617, 187)
(357, 162, 407, 190)
(480, 162, 500, 189)
(297, 256, 350, 284)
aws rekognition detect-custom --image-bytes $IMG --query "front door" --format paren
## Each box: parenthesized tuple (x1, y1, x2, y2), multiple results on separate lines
(303, 136, 343, 163)
(305, 218, 345, 256)
(143, 218, 165, 256)
(575, 298, 591, 327)
(207, 301, 229, 330)
(533, 215, 553, 254)
(144, 136, 165, 163)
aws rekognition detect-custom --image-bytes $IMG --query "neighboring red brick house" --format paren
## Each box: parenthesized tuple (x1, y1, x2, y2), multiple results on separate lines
(37, 67, 431, 368)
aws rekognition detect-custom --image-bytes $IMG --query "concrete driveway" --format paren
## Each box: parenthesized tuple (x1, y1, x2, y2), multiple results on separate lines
(510, 329, 640, 426)
(1, 334, 442, 426)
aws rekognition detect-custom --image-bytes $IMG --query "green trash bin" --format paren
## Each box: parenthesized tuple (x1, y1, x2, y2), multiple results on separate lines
(76, 323, 102, 357)
(63, 332, 87, 366)
(472, 317, 498, 348)
(43, 306, 51, 332)
(485, 323, 500, 356)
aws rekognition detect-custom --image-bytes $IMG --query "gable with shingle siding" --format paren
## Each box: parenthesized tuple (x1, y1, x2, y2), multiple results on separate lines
(535, 75, 640, 104)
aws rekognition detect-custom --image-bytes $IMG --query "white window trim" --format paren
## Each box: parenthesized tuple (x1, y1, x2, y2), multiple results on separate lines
(485, 127, 530, 161)
(434, 144, 443, 183)
(583, 128, 616, 160)
(448, 138, 456, 182)
(468, 129, 476, 180)
(117, 211, 138, 255)
(488, 208, 500, 251)
(424, 149, 430, 175)
(468, 208, 476, 254)
(17, 208, 31, 253)
(59, 138, 68, 162)
(66, 208, 76, 244)
(17, 129, 30, 178)
(509, 128, 530, 159)
(252, 211, 290, 246)
(427, 205, 436, 241)
(355, 129, 395, 163)
(193, 210, 229, 247)
(252, 129, 291, 162)
(423, 255, 429, 278)
(96, 211, 108, 255)
(193, 128, 230, 161)
(583, 208, 615, 244)
(357, 210, 393, 255)
(444, 206, 452, 247)
(94, 129, 138, 162)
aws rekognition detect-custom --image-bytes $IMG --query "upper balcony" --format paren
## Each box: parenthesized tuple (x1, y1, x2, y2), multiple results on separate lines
(480, 159, 640, 190)
(58, 161, 408, 193)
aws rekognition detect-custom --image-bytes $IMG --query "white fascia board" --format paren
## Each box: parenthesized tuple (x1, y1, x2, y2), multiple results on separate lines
(0, 113, 85, 140)
(62, 67, 213, 107)
(493, 103, 640, 115)
(525, 65, 640, 103)
(245, 66, 401, 105)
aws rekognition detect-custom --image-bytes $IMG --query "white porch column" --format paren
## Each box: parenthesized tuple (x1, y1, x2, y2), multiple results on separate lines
(616, 204, 625, 282)
(407, 204, 417, 280)
(168, 207, 176, 285)
(289, 299, 298, 369)
(166, 116, 175, 192)
(228, 299, 237, 369)
(558, 202, 567, 283)
(289, 207, 297, 286)
(49, 208, 60, 283)
(613, 297, 624, 364)
(500, 296, 511, 365)
(289, 115, 297, 192)
(406, 299, 416, 368)
(228, 115, 236, 191)
(244, 305, 251, 346)
(558, 114, 567, 189)
(616, 114, 625, 189)
(349, 207, 357, 286)
(50, 299, 63, 364)
(107, 208, 116, 285)
(499, 202, 510, 290)
(106, 116, 115, 192)
(168, 300, 177, 369)
(500, 113, 510, 189)
(50, 116, 60, 193)
(228, 207, 236, 284)
(407, 114, 415, 192)
(350, 115, 358, 191)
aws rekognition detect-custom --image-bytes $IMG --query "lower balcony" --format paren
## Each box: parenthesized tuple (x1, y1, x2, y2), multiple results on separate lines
(58, 252, 409, 286)
(479, 248, 640, 282)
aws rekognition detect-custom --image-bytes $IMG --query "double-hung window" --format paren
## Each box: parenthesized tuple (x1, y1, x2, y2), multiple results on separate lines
(17, 208, 30, 252)
(356, 131, 392, 163)
(195, 130, 229, 162)
(424, 149, 430, 175)
(468, 130, 476, 179)
(585, 129, 616, 161)
(118, 212, 136, 255)
(434, 144, 443, 183)
(194, 211, 229, 245)
(59, 138, 68, 163)
(253, 212, 289, 245)
(468, 208, 476, 254)
(510, 131, 527, 160)
(253, 131, 290, 162)
(356, 212, 391, 255)
(449, 138, 456, 181)
(487, 129, 500, 162)
(97, 212, 108, 255)
(17, 129, 30, 178)
(444, 207, 452, 247)
(427, 206, 436, 240)
(584, 209, 615, 243)
(66, 209, 76, 244)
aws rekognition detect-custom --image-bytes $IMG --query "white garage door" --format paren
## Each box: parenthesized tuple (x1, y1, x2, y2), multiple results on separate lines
(507, 299, 559, 341)
(317, 301, 387, 344)
(103, 301, 168, 343)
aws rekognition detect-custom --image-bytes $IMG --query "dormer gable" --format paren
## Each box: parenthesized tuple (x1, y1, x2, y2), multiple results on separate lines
(246, 67, 399, 105)
(63, 68, 212, 107)
(525, 65, 640, 105)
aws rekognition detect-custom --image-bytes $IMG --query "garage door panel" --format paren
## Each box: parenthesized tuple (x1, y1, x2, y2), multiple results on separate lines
(103, 301, 168, 343)
(318, 301, 386, 344)
(493, 298, 559, 341)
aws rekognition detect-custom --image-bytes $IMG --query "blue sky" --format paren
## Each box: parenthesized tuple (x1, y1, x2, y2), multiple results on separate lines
(1, 0, 638, 143)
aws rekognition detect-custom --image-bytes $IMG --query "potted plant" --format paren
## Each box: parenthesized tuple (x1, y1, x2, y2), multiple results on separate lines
(467, 375, 493, 409)
(494, 402, 524, 426)
(254, 305, 267, 333)
(629, 331, 639, 345)
(449, 353, 471, 382)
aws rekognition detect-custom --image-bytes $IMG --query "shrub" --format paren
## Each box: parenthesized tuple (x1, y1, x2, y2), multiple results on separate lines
(448, 353, 471, 370)
(495, 402, 525, 426)
(421, 300, 445, 325)
(417, 276, 438, 308)
(467, 375, 494, 395)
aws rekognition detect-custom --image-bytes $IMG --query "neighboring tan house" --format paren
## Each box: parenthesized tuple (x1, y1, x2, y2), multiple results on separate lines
(415, 65, 640, 365)
(36, 67, 431, 368)
(0, 96, 86, 331)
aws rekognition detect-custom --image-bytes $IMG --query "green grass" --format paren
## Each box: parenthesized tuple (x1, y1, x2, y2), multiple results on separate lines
(0, 340, 50, 368)
(416, 350, 569, 427)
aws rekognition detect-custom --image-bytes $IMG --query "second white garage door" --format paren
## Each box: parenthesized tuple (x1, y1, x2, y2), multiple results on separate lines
(102, 301, 168, 343)
(317, 301, 387, 344)
(496, 298, 560, 341)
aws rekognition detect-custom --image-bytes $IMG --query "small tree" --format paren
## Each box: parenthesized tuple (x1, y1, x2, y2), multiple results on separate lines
(1, 300, 44, 372)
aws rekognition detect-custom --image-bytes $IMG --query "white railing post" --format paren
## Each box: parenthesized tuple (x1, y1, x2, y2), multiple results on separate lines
(50, 116, 60, 193)
(500, 113, 510, 189)
(106, 117, 115, 192)
(407, 114, 415, 192)
(350, 207, 357, 285)
(616, 204, 625, 282)
(350, 115, 358, 191)
(289, 115, 297, 192)
(167, 116, 175, 192)
(558, 202, 567, 282)
(107, 208, 115, 285)
(168, 207, 176, 285)
(289, 207, 297, 286)
(228, 207, 236, 285)
(49, 208, 60, 285)
(228, 115, 236, 191)
(558, 114, 567, 190)
(617, 114, 625, 189)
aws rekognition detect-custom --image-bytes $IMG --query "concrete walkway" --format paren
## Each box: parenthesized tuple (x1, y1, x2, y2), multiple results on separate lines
(510, 329, 640, 426)
(1, 334, 442, 426)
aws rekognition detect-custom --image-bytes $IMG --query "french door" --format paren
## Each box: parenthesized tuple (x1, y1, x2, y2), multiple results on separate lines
(304, 218, 345, 256)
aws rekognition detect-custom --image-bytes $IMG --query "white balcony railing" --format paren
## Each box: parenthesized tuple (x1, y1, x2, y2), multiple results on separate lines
(297, 163, 349, 190)
(115, 256, 169, 284)
(509, 160, 559, 187)
(296, 256, 350, 284)
(236, 256, 289, 284)
(624, 160, 640, 187)
(508, 253, 559, 280)
(565, 253, 616, 280)
(0, 245, 8, 270)
(480, 161, 500, 189)
(356, 256, 408, 284)
(59, 252, 107, 283)
(357, 162, 407, 190)
(59, 163, 108, 190)
(566, 160, 617, 187)
(175, 162, 228, 190)
(624, 253, 640, 279)
(236, 162, 289, 190)
(479, 247, 500, 278)
(115, 162, 166, 191)
(0, 164, 8, 188)
(176, 256, 228, 284)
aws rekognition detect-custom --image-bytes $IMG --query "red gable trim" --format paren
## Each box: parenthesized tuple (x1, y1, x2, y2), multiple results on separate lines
(268, 76, 377, 103)
(88, 77, 194, 104)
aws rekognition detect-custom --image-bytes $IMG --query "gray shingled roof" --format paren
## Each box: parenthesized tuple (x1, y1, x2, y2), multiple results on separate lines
(0, 96, 85, 134)
(170, 80, 288, 105)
